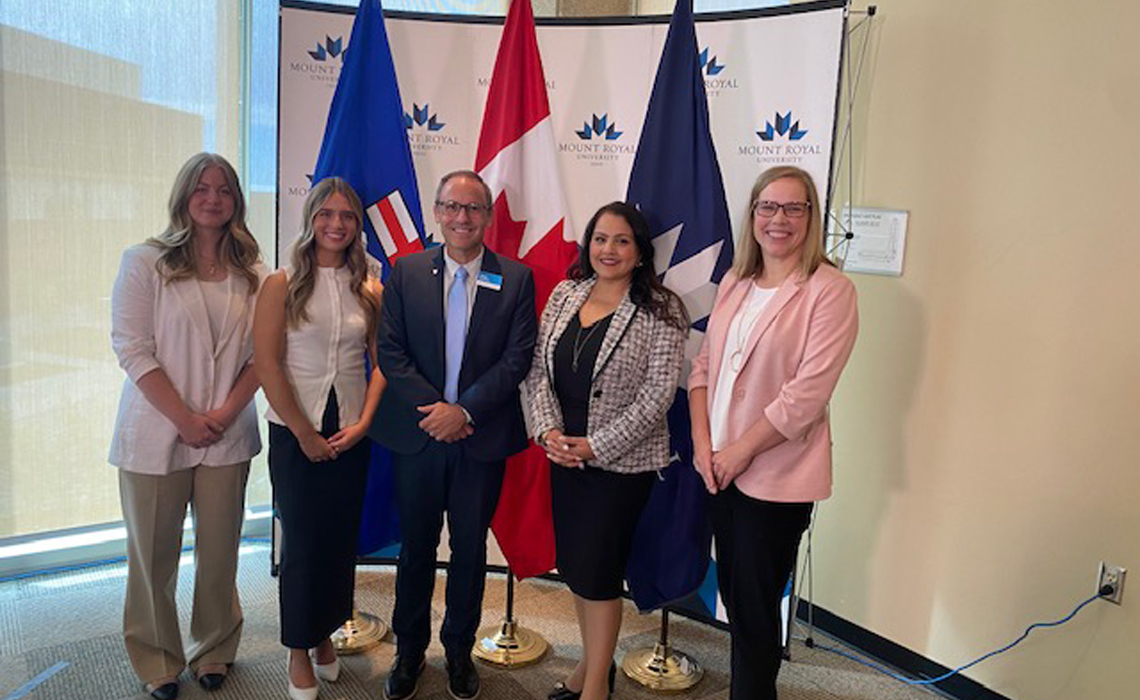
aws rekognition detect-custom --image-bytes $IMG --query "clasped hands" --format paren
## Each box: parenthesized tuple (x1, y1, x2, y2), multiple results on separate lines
(541, 429, 595, 468)
(298, 421, 369, 462)
(176, 409, 231, 448)
(693, 439, 750, 494)
(417, 402, 473, 443)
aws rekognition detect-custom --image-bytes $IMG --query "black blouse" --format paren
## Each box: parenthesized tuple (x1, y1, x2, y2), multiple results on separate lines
(553, 312, 614, 437)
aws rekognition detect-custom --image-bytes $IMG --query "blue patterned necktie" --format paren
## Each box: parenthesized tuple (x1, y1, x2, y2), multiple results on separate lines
(444, 266, 469, 403)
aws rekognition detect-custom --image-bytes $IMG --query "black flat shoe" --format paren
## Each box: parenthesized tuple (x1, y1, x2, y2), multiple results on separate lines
(547, 682, 581, 700)
(197, 673, 226, 691)
(549, 660, 616, 700)
(147, 681, 179, 700)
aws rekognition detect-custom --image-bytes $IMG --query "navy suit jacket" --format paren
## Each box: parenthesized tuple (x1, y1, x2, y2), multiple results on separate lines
(370, 246, 537, 462)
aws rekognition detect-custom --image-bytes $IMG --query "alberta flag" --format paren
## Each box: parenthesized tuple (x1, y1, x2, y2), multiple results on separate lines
(312, 0, 427, 554)
(313, 0, 427, 279)
(624, 0, 734, 612)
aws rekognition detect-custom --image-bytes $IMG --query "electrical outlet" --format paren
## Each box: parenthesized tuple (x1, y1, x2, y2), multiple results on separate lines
(1097, 562, 1126, 604)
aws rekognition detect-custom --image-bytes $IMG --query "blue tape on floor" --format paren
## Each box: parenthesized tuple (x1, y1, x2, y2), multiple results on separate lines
(2, 662, 69, 700)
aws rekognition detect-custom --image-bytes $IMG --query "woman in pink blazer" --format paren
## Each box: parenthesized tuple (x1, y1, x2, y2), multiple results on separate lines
(689, 166, 858, 700)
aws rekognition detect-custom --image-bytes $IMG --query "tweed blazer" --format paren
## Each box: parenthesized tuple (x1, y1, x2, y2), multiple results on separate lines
(526, 278, 687, 474)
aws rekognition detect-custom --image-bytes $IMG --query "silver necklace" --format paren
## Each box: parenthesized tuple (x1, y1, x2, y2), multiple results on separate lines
(571, 320, 604, 373)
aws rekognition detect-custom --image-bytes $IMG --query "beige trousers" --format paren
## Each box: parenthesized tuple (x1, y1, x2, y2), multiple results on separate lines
(118, 462, 250, 684)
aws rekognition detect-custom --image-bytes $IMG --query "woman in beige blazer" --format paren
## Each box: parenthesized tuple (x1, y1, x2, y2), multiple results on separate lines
(527, 202, 688, 700)
(110, 153, 264, 700)
(689, 166, 858, 700)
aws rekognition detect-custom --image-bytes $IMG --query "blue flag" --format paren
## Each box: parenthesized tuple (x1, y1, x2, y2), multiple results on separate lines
(312, 0, 427, 555)
(313, 0, 427, 279)
(624, 0, 734, 612)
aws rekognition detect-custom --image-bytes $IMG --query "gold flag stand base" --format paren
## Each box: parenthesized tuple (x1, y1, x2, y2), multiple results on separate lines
(331, 609, 388, 655)
(622, 609, 703, 692)
(472, 570, 548, 667)
(473, 618, 549, 667)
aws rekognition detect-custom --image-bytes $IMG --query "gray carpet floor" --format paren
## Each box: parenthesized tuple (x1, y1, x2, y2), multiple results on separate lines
(0, 542, 943, 700)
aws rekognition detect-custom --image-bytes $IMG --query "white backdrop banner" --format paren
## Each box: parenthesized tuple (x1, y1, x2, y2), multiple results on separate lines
(278, 1, 845, 261)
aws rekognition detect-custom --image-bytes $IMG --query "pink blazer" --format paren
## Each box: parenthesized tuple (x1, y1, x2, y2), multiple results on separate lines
(689, 265, 858, 502)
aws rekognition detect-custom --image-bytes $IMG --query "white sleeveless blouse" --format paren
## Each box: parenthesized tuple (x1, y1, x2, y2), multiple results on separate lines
(266, 266, 370, 431)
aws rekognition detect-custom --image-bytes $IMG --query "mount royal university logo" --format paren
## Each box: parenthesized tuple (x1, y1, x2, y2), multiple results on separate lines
(404, 103, 459, 154)
(739, 110, 822, 165)
(289, 35, 344, 85)
(700, 46, 738, 96)
(560, 113, 635, 165)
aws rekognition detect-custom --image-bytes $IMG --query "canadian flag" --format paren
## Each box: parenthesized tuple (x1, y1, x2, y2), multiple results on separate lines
(479, 0, 577, 579)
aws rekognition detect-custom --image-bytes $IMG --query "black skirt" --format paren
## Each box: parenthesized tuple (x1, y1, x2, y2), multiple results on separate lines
(269, 389, 370, 648)
(550, 462, 655, 601)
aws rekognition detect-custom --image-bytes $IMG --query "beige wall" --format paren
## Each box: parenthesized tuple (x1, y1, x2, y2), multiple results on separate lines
(819, 2, 1140, 698)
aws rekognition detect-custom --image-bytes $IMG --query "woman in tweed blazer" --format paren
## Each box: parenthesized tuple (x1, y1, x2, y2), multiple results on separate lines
(527, 202, 688, 700)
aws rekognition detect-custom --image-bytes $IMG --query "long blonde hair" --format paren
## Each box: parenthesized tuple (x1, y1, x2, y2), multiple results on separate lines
(731, 165, 833, 281)
(286, 177, 380, 340)
(148, 152, 261, 292)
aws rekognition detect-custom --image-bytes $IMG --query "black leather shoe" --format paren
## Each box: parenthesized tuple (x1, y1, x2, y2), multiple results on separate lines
(384, 655, 425, 700)
(446, 656, 480, 700)
(197, 673, 226, 691)
(147, 682, 179, 700)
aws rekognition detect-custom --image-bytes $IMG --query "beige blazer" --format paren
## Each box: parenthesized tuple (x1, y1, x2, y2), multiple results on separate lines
(527, 278, 686, 474)
(109, 243, 263, 474)
(689, 265, 858, 502)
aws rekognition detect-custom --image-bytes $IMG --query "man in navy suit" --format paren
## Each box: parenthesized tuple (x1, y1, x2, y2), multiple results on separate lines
(372, 170, 536, 700)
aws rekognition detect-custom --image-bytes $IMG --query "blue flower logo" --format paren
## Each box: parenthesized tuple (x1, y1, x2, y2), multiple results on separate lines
(576, 114, 623, 141)
(758, 112, 808, 141)
(308, 36, 343, 61)
(404, 104, 446, 131)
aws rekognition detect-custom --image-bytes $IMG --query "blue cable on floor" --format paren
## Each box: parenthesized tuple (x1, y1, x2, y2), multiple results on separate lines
(1, 661, 69, 700)
(802, 592, 1104, 686)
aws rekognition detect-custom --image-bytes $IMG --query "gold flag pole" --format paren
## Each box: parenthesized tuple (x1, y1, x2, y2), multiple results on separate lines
(473, 568, 548, 667)
(622, 608, 704, 692)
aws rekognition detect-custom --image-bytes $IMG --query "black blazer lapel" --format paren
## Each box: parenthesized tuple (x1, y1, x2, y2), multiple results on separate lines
(463, 249, 501, 363)
(428, 246, 447, 372)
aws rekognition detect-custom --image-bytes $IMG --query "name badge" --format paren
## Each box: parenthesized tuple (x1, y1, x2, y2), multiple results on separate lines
(476, 271, 503, 291)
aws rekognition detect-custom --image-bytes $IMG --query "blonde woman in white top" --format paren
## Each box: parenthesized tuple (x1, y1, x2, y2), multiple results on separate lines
(254, 177, 385, 700)
(110, 153, 264, 700)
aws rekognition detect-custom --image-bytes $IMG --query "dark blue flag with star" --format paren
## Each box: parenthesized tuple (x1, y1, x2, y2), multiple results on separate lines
(624, 0, 734, 612)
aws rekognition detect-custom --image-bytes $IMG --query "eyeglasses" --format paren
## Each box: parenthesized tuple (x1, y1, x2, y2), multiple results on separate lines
(752, 200, 811, 219)
(435, 200, 491, 218)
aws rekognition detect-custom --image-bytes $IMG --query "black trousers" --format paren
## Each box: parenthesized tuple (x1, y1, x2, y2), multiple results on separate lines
(391, 441, 505, 661)
(269, 390, 370, 649)
(711, 485, 812, 700)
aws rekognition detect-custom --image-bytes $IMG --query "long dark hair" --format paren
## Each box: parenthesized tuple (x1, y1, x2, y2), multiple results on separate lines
(569, 202, 689, 331)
